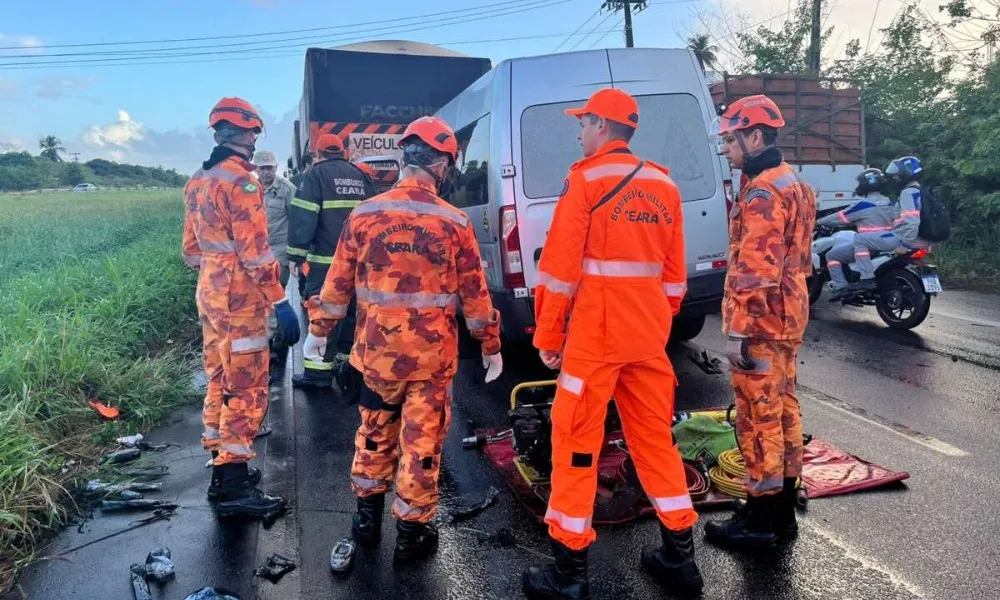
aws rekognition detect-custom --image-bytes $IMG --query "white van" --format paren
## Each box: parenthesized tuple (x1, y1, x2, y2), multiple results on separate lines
(436, 48, 731, 346)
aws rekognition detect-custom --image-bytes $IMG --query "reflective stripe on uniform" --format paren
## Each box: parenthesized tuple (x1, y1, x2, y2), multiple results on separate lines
(306, 253, 333, 265)
(319, 302, 348, 318)
(200, 167, 242, 183)
(466, 316, 494, 331)
(582, 258, 660, 278)
(290, 197, 321, 212)
(203, 426, 220, 440)
(304, 359, 334, 371)
(837, 211, 850, 224)
(183, 254, 202, 267)
(351, 200, 469, 227)
(356, 287, 457, 309)
(199, 239, 236, 253)
(537, 271, 578, 296)
(581, 164, 671, 185)
(748, 475, 784, 495)
(558, 372, 584, 395)
(769, 173, 802, 190)
(858, 225, 892, 232)
(647, 493, 694, 513)
(322, 200, 362, 209)
(663, 281, 687, 297)
(544, 507, 592, 534)
(244, 251, 275, 268)
(393, 496, 433, 519)
(351, 476, 391, 490)
(221, 443, 252, 457)
(287, 246, 308, 257)
(231, 336, 269, 353)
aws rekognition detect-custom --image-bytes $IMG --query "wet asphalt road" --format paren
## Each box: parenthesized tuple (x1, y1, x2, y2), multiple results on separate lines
(7, 288, 1000, 600)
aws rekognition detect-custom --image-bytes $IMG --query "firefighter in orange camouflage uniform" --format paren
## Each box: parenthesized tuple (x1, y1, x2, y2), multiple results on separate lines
(306, 116, 503, 566)
(182, 97, 300, 519)
(707, 95, 816, 550)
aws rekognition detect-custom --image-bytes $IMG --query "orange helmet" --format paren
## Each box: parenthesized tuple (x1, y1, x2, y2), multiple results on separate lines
(209, 97, 263, 132)
(400, 116, 458, 161)
(716, 95, 785, 135)
(316, 132, 345, 155)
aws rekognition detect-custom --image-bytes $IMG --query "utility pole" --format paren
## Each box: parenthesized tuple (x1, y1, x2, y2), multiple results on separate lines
(69, 152, 80, 163)
(603, 1, 648, 48)
(808, 0, 822, 74)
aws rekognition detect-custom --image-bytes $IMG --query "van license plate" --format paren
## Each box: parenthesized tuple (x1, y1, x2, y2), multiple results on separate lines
(922, 274, 943, 293)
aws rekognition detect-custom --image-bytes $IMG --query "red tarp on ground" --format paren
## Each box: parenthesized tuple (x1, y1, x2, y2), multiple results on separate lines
(479, 431, 909, 525)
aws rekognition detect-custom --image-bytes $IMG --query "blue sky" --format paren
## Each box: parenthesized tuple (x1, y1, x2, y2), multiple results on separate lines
(0, 0, 953, 173)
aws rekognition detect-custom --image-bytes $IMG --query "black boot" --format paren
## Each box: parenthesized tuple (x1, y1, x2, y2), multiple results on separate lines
(215, 463, 287, 519)
(522, 540, 590, 600)
(268, 345, 288, 385)
(641, 525, 703, 597)
(292, 371, 333, 389)
(207, 453, 261, 501)
(351, 494, 385, 547)
(704, 494, 779, 550)
(393, 520, 439, 566)
(774, 478, 799, 540)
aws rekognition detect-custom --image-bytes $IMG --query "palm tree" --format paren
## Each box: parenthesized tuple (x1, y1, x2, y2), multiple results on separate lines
(687, 34, 719, 73)
(39, 135, 65, 162)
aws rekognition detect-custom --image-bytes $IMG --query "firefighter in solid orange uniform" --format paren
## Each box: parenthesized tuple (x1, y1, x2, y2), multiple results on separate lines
(523, 89, 702, 600)
(306, 116, 503, 566)
(707, 95, 816, 549)
(182, 97, 300, 519)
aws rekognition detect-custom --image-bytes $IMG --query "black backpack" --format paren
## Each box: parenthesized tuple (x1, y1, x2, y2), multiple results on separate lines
(916, 186, 951, 243)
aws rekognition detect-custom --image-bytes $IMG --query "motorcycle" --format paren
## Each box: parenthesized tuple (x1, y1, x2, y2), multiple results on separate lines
(808, 225, 941, 330)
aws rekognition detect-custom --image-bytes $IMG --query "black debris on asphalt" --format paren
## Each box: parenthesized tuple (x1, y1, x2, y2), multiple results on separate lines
(254, 553, 296, 583)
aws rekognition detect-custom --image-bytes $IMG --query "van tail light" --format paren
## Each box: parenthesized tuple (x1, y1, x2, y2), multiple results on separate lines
(500, 205, 525, 289)
(911, 248, 928, 260)
(723, 179, 734, 216)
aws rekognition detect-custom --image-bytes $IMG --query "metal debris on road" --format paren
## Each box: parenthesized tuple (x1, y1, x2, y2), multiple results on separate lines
(137, 441, 175, 452)
(254, 553, 296, 583)
(86, 480, 162, 495)
(689, 349, 723, 375)
(448, 486, 501, 523)
(130, 564, 153, 600)
(120, 490, 144, 501)
(144, 547, 175, 581)
(183, 587, 242, 600)
(101, 448, 141, 465)
(329, 538, 355, 574)
(101, 499, 179, 513)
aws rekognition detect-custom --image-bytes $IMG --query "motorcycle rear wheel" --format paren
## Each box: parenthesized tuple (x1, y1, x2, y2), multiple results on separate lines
(876, 268, 931, 330)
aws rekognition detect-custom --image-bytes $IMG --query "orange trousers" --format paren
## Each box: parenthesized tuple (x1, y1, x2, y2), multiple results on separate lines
(350, 376, 452, 524)
(731, 339, 804, 497)
(199, 311, 271, 465)
(546, 355, 698, 550)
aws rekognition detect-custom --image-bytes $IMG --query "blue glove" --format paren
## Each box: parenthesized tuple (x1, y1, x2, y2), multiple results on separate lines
(273, 300, 301, 348)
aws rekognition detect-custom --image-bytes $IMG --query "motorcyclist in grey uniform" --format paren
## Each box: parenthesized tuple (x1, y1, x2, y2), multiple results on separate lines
(851, 156, 929, 293)
(819, 168, 896, 301)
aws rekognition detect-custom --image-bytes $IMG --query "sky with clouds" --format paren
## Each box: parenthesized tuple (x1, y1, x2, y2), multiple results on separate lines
(0, 0, 987, 174)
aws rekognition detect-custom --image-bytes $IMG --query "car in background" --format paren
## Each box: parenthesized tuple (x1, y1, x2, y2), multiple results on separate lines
(73, 183, 97, 192)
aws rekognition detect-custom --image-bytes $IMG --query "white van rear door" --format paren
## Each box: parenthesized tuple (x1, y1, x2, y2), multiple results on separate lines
(510, 51, 612, 288)
(607, 49, 730, 278)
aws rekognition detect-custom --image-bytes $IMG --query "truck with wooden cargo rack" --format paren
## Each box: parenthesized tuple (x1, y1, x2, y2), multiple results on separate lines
(710, 74, 866, 215)
(292, 41, 491, 191)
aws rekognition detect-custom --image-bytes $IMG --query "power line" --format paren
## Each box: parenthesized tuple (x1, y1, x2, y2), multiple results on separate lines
(0, 0, 575, 68)
(554, 8, 602, 53)
(0, 0, 544, 52)
(0, 29, 623, 71)
(589, 18, 627, 48)
(569, 10, 617, 51)
(865, 0, 883, 52)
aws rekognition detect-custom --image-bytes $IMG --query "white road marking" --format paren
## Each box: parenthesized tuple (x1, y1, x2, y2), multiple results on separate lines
(801, 520, 927, 599)
(801, 388, 969, 457)
(928, 307, 1000, 328)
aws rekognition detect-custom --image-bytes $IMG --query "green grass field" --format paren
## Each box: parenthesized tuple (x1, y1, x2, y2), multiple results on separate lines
(0, 189, 199, 589)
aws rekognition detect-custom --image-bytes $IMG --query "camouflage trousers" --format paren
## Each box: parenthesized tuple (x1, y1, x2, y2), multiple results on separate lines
(731, 339, 804, 497)
(350, 375, 453, 524)
(200, 310, 271, 465)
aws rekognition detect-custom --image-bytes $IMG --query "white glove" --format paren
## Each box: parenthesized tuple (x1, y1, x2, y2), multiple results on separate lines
(303, 333, 328, 361)
(483, 352, 503, 383)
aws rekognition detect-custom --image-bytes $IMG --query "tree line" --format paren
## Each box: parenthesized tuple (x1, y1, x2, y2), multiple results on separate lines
(0, 146, 187, 192)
